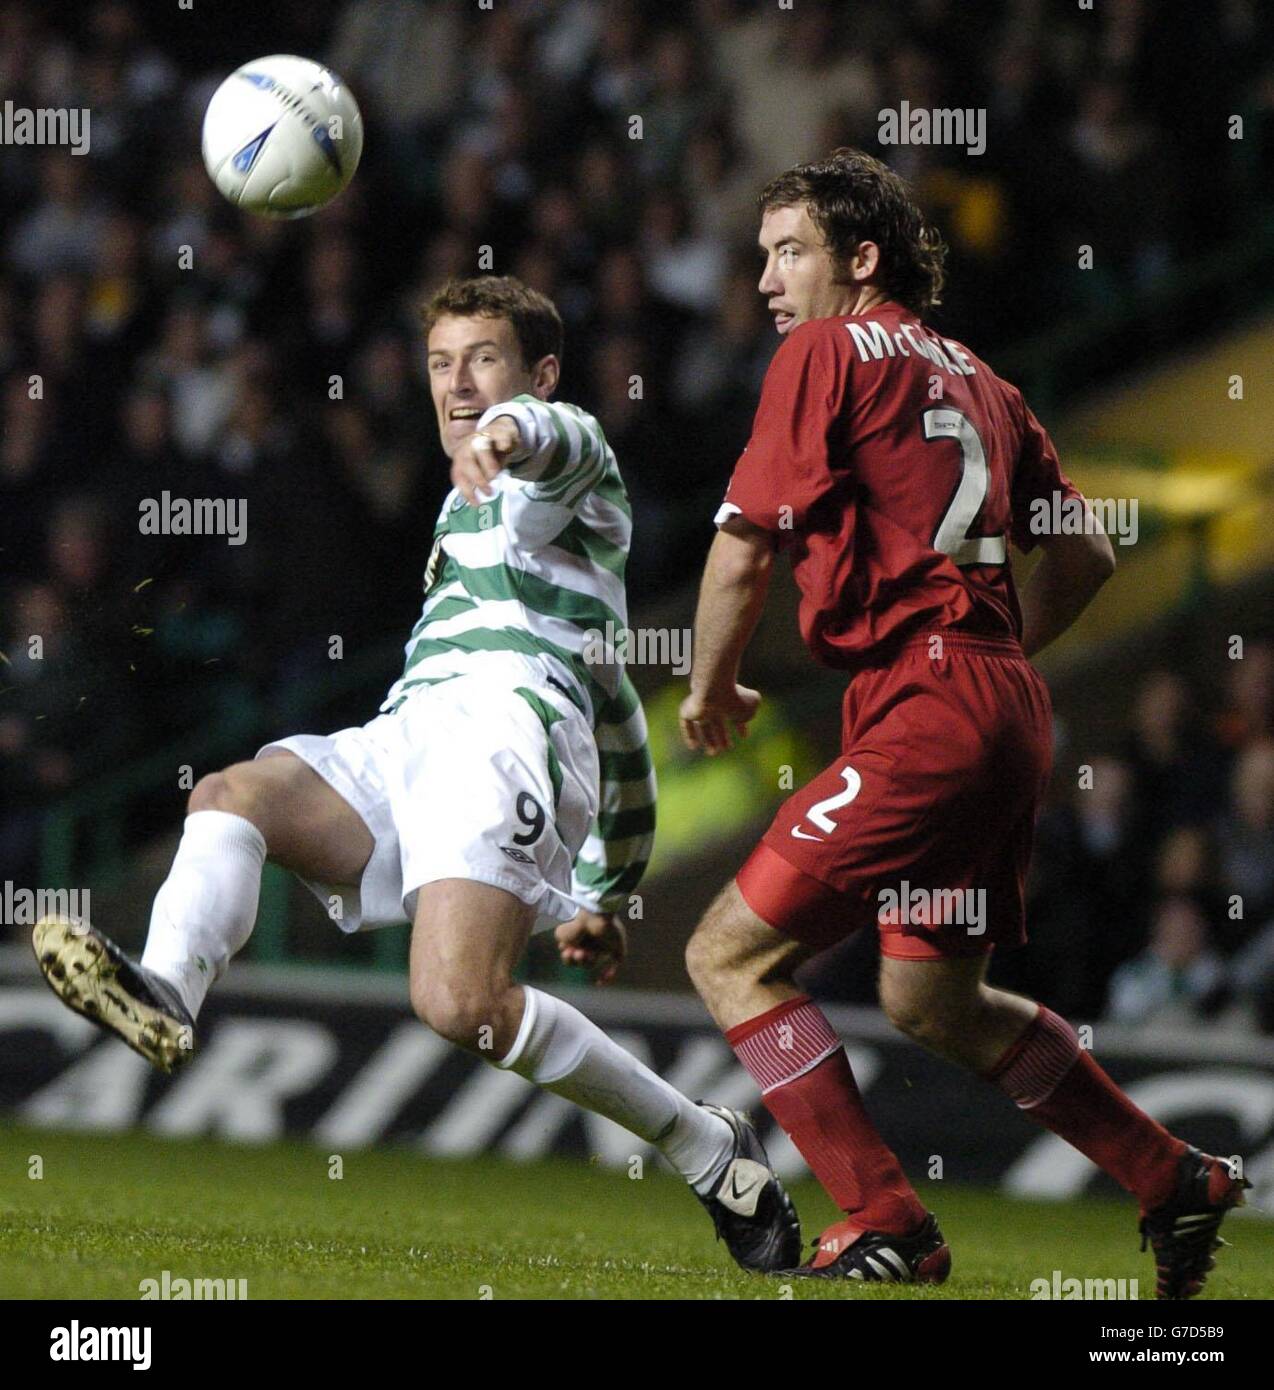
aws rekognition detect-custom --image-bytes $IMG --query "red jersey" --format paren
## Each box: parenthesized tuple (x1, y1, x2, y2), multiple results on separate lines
(716, 303, 1084, 668)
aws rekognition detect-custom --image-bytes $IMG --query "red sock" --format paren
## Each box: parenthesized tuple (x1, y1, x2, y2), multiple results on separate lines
(987, 1005, 1186, 1210)
(728, 996, 927, 1235)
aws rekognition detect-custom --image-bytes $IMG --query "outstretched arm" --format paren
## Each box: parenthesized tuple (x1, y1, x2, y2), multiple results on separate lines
(450, 396, 622, 553)
(451, 396, 609, 499)
(679, 515, 774, 755)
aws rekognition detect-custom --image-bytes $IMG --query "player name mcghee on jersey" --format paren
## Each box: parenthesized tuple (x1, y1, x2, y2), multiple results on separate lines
(383, 393, 633, 722)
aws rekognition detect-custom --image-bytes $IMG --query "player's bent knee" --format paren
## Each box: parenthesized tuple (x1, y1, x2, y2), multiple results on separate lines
(880, 984, 966, 1049)
(880, 979, 931, 1040)
(880, 991, 928, 1042)
(187, 769, 237, 817)
(411, 976, 496, 1051)
(683, 928, 715, 992)
(692, 876, 808, 996)
(188, 764, 261, 818)
(685, 915, 745, 996)
(187, 763, 283, 846)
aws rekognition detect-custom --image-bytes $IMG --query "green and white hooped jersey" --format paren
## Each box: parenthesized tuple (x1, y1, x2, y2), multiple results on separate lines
(380, 394, 656, 914)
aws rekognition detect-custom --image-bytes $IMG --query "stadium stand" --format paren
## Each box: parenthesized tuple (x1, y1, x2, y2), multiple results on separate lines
(3, 0, 1273, 1030)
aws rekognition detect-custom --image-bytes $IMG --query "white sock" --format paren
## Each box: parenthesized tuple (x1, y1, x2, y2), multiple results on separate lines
(498, 986, 734, 1192)
(140, 810, 266, 1018)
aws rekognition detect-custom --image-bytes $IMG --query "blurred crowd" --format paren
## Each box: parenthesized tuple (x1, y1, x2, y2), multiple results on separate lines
(1016, 646, 1274, 1032)
(2, 0, 1272, 1016)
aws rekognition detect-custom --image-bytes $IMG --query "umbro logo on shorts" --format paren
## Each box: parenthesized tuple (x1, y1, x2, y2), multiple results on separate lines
(500, 846, 534, 864)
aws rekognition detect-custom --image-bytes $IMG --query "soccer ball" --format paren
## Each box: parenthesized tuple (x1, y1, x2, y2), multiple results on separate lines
(201, 54, 363, 218)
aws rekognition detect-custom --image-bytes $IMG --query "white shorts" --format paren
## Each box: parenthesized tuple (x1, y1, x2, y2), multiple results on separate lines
(257, 652, 599, 934)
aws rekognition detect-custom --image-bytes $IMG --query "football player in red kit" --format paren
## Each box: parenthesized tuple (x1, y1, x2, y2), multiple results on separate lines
(680, 148, 1248, 1297)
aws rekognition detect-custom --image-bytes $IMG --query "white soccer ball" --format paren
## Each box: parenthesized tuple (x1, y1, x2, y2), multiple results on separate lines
(201, 54, 363, 218)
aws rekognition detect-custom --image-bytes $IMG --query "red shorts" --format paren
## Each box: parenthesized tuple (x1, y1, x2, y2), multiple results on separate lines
(737, 631, 1053, 961)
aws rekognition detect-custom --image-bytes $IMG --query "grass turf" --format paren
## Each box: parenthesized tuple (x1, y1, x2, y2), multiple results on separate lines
(1, 1120, 1270, 1300)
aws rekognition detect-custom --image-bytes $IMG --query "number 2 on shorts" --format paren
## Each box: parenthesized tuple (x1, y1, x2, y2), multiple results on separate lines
(793, 764, 862, 840)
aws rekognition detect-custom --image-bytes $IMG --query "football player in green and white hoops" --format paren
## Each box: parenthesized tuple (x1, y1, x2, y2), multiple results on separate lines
(33, 275, 800, 1275)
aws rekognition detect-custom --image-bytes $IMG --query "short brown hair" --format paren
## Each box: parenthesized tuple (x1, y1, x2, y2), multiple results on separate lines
(420, 275, 563, 369)
(758, 148, 947, 316)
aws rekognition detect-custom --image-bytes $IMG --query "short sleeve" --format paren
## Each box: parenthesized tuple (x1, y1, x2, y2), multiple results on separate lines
(714, 321, 851, 540)
(1009, 390, 1086, 554)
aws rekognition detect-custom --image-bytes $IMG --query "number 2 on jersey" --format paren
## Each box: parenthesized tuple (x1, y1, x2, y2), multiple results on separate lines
(923, 407, 1007, 566)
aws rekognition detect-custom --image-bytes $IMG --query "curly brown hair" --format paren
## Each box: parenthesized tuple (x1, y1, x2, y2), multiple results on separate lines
(758, 148, 947, 316)
(420, 275, 563, 369)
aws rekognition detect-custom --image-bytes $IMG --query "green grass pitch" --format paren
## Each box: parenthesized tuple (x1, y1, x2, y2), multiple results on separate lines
(1, 1121, 1270, 1299)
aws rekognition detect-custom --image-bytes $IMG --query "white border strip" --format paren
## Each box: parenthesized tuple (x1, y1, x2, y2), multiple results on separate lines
(3, 945, 1272, 1066)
